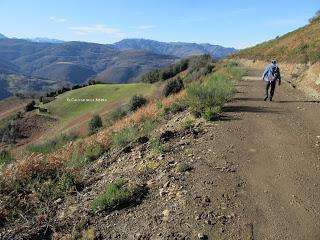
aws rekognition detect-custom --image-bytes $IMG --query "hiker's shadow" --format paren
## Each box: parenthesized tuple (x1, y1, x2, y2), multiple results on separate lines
(277, 100, 320, 103)
(223, 105, 281, 114)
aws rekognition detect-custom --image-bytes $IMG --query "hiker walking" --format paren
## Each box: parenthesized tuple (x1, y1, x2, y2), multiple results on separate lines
(262, 60, 281, 101)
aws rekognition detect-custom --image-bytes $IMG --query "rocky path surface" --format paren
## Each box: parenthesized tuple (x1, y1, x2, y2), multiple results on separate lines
(219, 69, 320, 240)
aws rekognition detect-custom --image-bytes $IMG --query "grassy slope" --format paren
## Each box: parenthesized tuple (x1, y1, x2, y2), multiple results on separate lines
(44, 83, 157, 133)
(233, 19, 320, 63)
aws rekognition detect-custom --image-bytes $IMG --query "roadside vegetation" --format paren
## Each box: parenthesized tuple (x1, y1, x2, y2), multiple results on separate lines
(88, 115, 103, 134)
(92, 179, 144, 212)
(0, 58, 247, 236)
(0, 149, 14, 165)
(27, 133, 79, 154)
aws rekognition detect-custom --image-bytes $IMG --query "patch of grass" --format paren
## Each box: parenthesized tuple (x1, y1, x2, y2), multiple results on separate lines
(149, 138, 163, 154)
(84, 145, 105, 162)
(226, 63, 247, 80)
(88, 114, 103, 134)
(112, 126, 139, 147)
(163, 102, 186, 115)
(176, 162, 192, 172)
(27, 133, 78, 154)
(202, 106, 221, 121)
(140, 120, 156, 135)
(91, 179, 136, 212)
(107, 107, 128, 125)
(45, 83, 155, 123)
(187, 73, 235, 120)
(180, 118, 194, 129)
(0, 149, 14, 165)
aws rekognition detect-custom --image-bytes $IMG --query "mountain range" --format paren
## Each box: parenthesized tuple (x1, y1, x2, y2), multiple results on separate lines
(114, 38, 236, 59)
(0, 34, 237, 99)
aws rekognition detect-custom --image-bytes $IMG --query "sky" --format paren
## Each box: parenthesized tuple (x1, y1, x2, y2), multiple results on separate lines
(0, 0, 318, 49)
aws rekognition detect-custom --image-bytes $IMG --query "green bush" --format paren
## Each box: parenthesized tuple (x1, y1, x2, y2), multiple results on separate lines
(128, 95, 147, 112)
(176, 162, 192, 172)
(187, 73, 235, 120)
(0, 123, 20, 144)
(27, 133, 78, 154)
(84, 145, 105, 162)
(202, 106, 221, 121)
(180, 118, 194, 129)
(25, 101, 36, 112)
(163, 102, 186, 115)
(92, 179, 135, 212)
(149, 138, 162, 154)
(107, 107, 127, 125)
(0, 149, 14, 165)
(88, 115, 103, 134)
(163, 77, 184, 97)
(112, 126, 139, 147)
(140, 120, 156, 135)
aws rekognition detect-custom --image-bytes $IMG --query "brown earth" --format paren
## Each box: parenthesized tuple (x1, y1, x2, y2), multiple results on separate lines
(2, 68, 320, 240)
(0, 97, 29, 120)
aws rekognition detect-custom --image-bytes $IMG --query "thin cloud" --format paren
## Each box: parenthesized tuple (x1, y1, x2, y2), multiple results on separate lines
(49, 16, 67, 23)
(69, 24, 126, 38)
(136, 25, 155, 30)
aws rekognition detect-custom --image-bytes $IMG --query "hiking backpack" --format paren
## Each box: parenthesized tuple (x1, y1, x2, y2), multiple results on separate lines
(267, 65, 279, 82)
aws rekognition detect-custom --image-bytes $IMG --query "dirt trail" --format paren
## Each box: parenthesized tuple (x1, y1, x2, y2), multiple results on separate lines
(219, 69, 320, 239)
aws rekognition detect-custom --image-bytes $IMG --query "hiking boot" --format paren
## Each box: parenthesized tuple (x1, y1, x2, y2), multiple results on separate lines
(264, 96, 268, 101)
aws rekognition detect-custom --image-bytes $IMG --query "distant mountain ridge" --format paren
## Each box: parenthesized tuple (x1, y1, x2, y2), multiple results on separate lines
(0, 34, 237, 100)
(114, 38, 237, 59)
(0, 38, 177, 99)
(24, 37, 65, 44)
(0, 33, 7, 39)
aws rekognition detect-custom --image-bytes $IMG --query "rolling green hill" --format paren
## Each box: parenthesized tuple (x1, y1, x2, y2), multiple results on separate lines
(233, 18, 320, 63)
(44, 83, 157, 130)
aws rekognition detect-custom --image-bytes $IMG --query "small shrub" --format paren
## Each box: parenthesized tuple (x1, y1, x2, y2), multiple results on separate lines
(140, 120, 156, 135)
(84, 145, 105, 162)
(156, 101, 163, 109)
(163, 102, 187, 115)
(107, 107, 127, 125)
(25, 101, 36, 112)
(187, 73, 235, 120)
(202, 106, 221, 121)
(149, 138, 162, 154)
(1, 123, 20, 144)
(128, 95, 147, 112)
(88, 115, 103, 134)
(92, 179, 136, 212)
(163, 77, 184, 97)
(0, 149, 14, 165)
(180, 118, 194, 129)
(112, 126, 138, 147)
(176, 162, 192, 172)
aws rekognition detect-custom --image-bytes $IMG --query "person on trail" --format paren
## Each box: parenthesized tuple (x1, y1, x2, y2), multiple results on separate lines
(261, 60, 281, 101)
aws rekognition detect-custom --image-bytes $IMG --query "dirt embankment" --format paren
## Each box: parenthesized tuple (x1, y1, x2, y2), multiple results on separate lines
(234, 58, 320, 100)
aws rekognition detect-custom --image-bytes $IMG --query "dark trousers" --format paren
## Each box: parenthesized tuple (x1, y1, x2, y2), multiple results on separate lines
(265, 81, 276, 99)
